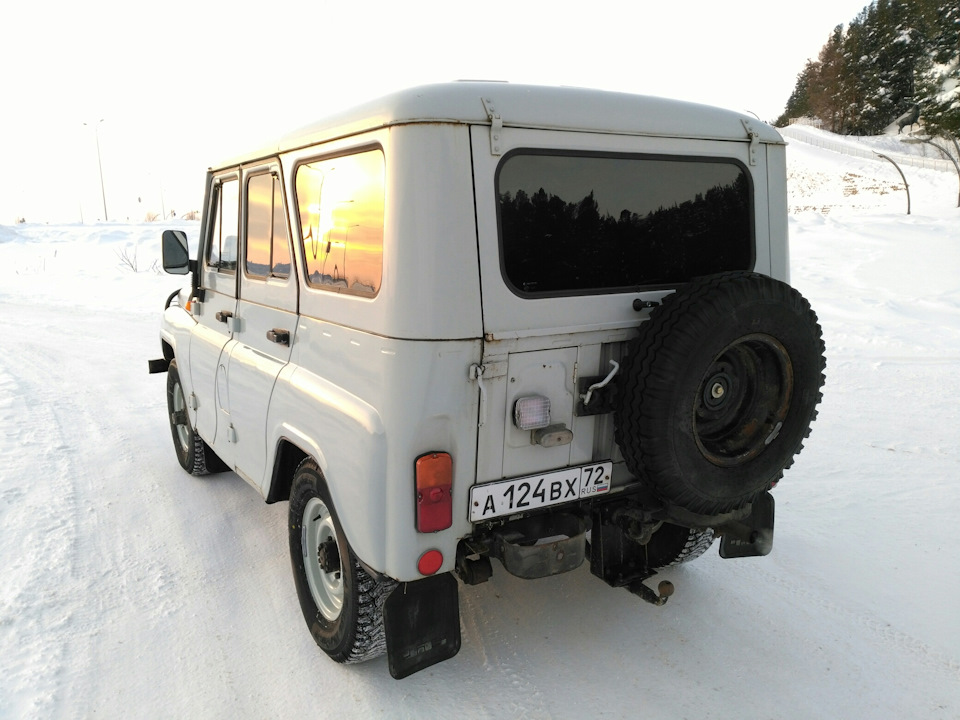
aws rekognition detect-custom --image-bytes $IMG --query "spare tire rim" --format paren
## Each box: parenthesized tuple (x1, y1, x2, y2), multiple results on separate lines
(693, 333, 793, 467)
(302, 496, 344, 621)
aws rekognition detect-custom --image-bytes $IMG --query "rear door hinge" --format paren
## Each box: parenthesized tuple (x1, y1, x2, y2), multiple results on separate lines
(481, 97, 503, 156)
(470, 364, 487, 427)
(742, 119, 760, 166)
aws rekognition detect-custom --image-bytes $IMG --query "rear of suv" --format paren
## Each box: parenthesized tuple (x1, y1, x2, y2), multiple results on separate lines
(150, 83, 825, 678)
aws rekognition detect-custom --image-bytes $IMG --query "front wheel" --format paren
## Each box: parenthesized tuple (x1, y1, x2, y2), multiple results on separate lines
(166, 360, 225, 475)
(289, 459, 395, 664)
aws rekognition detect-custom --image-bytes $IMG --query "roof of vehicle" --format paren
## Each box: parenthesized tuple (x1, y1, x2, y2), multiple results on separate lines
(216, 82, 784, 168)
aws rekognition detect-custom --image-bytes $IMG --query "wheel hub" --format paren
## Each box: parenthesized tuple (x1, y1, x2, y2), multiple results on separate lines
(301, 497, 345, 621)
(702, 368, 734, 409)
(694, 334, 794, 467)
(317, 537, 341, 577)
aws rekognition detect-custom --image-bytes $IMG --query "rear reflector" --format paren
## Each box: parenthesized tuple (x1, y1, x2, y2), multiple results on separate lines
(415, 452, 452, 533)
(417, 549, 444, 576)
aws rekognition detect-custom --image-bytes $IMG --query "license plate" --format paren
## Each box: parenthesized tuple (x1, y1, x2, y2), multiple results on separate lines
(469, 461, 612, 522)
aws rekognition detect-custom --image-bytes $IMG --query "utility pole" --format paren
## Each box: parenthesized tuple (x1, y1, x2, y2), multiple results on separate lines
(84, 119, 108, 221)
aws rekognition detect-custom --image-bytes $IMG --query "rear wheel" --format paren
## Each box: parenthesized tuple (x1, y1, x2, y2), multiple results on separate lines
(289, 459, 395, 664)
(644, 523, 715, 569)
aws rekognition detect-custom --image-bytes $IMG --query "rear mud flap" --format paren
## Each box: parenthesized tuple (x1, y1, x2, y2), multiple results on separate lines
(383, 573, 461, 679)
(719, 491, 775, 559)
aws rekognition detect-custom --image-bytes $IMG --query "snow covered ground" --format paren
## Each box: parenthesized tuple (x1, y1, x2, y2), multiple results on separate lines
(1, 134, 958, 719)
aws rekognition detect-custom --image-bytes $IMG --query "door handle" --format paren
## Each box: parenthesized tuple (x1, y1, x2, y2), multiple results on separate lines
(267, 328, 290, 346)
(215, 310, 233, 323)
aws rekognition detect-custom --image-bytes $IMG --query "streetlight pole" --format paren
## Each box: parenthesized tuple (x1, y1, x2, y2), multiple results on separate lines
(84, 119, 108, 221)
(901, 136, 960, 208)
(874, 153, 911, 215)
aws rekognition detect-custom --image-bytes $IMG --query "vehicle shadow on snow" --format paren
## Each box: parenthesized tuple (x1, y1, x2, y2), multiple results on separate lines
(350, 556, 730, 701)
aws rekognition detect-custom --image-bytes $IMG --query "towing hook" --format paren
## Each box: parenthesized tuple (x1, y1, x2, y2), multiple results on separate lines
(627, 579, 675, 606)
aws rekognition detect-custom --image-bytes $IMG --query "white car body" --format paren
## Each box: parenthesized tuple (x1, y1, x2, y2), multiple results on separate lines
(155, 82, 800, 677)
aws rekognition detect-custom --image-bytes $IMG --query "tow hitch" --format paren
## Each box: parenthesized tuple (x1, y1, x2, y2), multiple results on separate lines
(627, 578, 675, 606)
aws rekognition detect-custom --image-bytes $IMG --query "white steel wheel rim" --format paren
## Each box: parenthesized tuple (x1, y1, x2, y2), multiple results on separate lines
(302, 496, 344, 621)
(172, 381, 191, 452)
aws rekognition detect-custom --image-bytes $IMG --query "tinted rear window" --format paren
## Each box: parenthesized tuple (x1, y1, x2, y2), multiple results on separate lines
(497, 152, 753, 296)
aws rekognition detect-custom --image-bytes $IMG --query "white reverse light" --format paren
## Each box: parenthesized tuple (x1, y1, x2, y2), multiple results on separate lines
(514, 395, 551, 430)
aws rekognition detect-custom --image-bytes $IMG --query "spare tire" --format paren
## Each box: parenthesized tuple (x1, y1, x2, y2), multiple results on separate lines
(615, 272, 825, 516)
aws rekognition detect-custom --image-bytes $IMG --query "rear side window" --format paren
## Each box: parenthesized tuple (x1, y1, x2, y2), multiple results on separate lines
(497, 152, 752, 296)
(294, 149, 385, 298)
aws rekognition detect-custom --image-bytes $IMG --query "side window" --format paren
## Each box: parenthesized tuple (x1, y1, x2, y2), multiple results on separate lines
(295, 149, 384, 298)
(245, 173, 291, 279)
(208, 177, 239, 272)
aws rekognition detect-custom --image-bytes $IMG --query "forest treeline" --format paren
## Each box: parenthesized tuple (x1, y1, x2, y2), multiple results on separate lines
(499, 177, 751, 292)
(776, 0, 959, 136)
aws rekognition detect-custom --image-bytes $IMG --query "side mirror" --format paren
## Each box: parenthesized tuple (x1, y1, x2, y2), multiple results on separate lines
(162, 230, 191, 275)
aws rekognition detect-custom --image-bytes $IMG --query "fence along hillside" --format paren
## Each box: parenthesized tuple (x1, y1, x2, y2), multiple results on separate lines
(781, 123, 956, 173)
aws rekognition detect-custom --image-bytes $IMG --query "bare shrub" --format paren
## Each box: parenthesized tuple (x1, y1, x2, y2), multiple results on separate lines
(116, 245, 139, 272)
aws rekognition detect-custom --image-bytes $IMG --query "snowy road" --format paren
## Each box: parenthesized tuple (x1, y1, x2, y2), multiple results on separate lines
(2, 137, 959, 718)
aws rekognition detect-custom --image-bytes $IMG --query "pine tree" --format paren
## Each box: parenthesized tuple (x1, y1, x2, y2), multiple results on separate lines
(808, 26, 850, 132)
(921, 0, 960, 135)
(775, 62, 817, 126)
(775, 0, 958, 136)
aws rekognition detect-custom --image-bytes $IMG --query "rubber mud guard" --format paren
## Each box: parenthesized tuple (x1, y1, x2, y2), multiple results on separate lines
(719, 491, 775, 559)
(384, 573, 461, 679)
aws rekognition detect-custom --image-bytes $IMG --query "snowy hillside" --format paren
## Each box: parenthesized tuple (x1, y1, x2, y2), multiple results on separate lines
(1, 135, 959, 719)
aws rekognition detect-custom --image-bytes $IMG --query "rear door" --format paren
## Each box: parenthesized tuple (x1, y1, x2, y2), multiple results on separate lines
(469, 126, 760, 489)
(224, 163, 298, 490)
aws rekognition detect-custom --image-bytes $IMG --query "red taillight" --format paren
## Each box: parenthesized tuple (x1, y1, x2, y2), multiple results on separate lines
(415, 452, 452, 533)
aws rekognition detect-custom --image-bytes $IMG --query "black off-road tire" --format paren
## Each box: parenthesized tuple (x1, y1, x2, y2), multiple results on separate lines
(289, 459, 396, 664)
(644, 524, 716, 570)
(166, 360, 226, 475)
(616, 272, 825, 516)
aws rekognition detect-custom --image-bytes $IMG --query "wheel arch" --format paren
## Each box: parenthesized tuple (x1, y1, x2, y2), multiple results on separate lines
(266, 438, 311, 504)
(161, 338, 175, 363)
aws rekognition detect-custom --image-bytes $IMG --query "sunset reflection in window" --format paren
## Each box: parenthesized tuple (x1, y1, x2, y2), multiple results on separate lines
(295, 149, 384, 297)
(246, 173, 291, 279)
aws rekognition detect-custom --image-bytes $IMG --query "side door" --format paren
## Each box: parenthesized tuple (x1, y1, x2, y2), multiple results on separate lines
(223, 164, 298, 490)
(189, 172, 240, 455)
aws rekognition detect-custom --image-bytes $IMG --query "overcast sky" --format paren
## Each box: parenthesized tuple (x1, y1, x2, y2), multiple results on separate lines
(1, 0, 872, 224)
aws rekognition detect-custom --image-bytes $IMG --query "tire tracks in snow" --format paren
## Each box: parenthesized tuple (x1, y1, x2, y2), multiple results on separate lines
(457, 579, 553, 720)
(0, 298, 184, 718)
(0, 312, 85, 718)
(723, 558, 960, 683)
